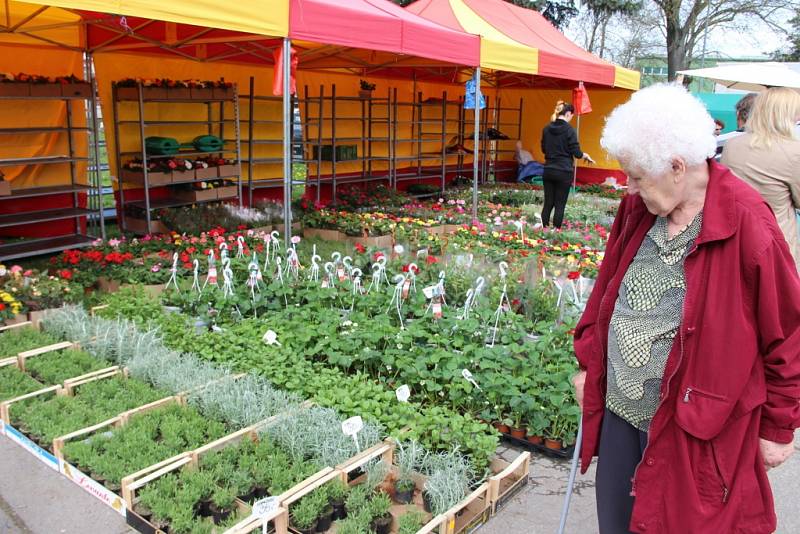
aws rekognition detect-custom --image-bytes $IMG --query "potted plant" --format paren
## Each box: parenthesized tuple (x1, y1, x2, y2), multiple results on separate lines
(209, 486, 236, 524)
(310, 487, 333, 532)
(368, 491, 393, 534)
(327, 479, 349, 520)
(358, 79, 376, 99)
(398, 510, 425, 534)
(290, 494, 319, 534)
(394, 440, 425, 504)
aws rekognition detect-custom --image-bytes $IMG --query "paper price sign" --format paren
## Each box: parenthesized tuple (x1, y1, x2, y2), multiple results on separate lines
(423, 285, 442, 299)
(252, 496, 280, 518)
(396, 384, 411, 403)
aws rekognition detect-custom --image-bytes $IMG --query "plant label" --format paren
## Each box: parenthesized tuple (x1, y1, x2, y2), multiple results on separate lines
(462, 369, 482, 390)
(341, 416, 363, 437)
(423, 285, 438, 299)
(396, 384, 411, 403)
(433, 301, 442, 319)
(262, 330, 280, 346)
(402, 279, 411, 299)
(253, 496, 280, 517)
(337, 267, 346, 282)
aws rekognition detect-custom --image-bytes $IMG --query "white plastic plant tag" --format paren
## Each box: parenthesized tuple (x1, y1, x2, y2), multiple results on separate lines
(342, 415, 364, 452)
(337, 267, 346, 282)
(432, 301, 442, 319)
(396, 385, 411, 403)
(262, 330, 280, 346)
(394, 244, 404, 254)
(462, 369, 482, 390)
(423, 285, 437, 299)
(402, 279, 411, 299)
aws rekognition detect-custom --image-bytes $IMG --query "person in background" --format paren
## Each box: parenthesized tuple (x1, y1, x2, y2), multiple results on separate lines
(716, 92, 757, 155)
(573, 83, 800, 534)
(540, 101, 594, 228)
(515, 141, 544, 183)
(722, 87, 800, 272)
(714, 118, 725, 135)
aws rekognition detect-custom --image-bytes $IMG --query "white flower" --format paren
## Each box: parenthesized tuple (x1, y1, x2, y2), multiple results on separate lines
(262, 330, 281, 346)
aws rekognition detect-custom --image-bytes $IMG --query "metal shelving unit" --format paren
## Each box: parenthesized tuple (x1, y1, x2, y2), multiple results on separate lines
(0, 83, 104, 260)
(478, 97, 523, 183)
(113, 82, 243, 234)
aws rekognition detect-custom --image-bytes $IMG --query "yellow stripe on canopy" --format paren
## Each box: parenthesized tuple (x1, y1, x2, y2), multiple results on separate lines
(614, 66, 641, 91)
(18, 0, 288, 38)
(448, 0, 538, 74)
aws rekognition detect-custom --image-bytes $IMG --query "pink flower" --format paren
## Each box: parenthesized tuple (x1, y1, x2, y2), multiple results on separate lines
(92, 238, 103, 246)
(10, 265, 22, 274)
(23, 269, 33, 277)
(291, 236, 301, 244)
(151, 264, 161, 273)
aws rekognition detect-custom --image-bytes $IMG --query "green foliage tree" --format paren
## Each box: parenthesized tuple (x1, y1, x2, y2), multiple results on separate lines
(774, 7, 800, 61)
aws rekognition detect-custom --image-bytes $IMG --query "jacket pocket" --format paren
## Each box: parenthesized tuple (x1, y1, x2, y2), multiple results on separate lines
(675, 385, 735, 440)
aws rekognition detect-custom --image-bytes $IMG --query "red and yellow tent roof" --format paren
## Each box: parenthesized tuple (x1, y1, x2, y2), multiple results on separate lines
(407, 0, 640, 89)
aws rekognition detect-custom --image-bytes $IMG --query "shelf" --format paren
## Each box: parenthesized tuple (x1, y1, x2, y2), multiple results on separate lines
(0, 94, 91, 101)
(118, 120, 229, 125)
(0, 155, 89, 166)
(119, 150, 236, 159)
(0, 234, 97, 261)
(0, 207, 93, 228)
(126, 194, 238, 210)
(0, 127, 91, 135)
(248, 179, 307, 190)
(393, 139, 442, 143)
(117, 97, 235, 103)
(1, 183, 93, 200)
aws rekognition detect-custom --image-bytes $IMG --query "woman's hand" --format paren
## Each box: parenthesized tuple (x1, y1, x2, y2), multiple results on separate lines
(583, 153, 595, 164)
(572, 370, 587, 409)
(760, 438, 795, 470)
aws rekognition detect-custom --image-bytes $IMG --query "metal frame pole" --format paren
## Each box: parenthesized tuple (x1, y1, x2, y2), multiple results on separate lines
(472, 67, 481, 222)
(282, 37, 292, 248)
(86, 52, 105, 240)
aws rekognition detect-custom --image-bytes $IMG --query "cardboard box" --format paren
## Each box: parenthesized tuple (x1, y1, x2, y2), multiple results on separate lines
(120, 169, 172, 187)
(217, 164, 238, 178)
(167, 86, 191, 100)
(175, 185, 238, 203)
(142, 86, 168, 100)
(170, 169, 196, 184)
(29, 83, 62, 97)
(125, 217, 170, 235)
(0, 83, 31, 97)
(213, 86, 234, 100)
(115, 86, 140, 101)
(62, 83, 92, 99)
(194, 166, 217, 180)
(190, 87, 214, 100)
(0, 181, 10, 196)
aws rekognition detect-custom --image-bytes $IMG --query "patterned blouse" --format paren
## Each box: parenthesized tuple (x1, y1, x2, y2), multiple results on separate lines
(606, 212, 703, 432)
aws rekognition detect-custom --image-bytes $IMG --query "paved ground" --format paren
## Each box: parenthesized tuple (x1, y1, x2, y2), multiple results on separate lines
(1, 432, 798, 534)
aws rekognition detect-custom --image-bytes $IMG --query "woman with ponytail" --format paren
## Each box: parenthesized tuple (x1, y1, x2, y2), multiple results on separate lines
(540, 100, 594, 228)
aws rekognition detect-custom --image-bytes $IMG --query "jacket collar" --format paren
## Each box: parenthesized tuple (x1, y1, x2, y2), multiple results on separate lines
(696, 159, 737, 245)
(625, 159, 736, 246)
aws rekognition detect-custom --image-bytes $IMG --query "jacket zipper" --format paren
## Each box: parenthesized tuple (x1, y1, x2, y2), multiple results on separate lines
(630, 243, 698, 498)
(682, 387, 727, 403)
(710, 441, 730, 503)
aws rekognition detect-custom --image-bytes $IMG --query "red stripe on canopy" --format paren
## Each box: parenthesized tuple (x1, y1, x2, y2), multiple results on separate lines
(462, 0, 615, 85)
(289, 0, 479, 67)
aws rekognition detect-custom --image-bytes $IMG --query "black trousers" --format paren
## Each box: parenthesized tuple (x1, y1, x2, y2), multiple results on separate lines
(596, 408, 648, 534)
(541, 168, 573, 228)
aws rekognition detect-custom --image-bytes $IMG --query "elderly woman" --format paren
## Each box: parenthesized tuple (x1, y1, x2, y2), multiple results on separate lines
(572, 84, 800, 533)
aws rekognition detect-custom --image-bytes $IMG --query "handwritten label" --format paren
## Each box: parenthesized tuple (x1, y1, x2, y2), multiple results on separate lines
(402, 279, 411, 299)
(433, 301, 443, 319)
(253, 496, 280, 518)
(396, 384, 411, 403)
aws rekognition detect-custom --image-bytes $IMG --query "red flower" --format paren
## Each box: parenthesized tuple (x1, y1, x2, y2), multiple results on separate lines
(402, 264, 420, 274)
(425, 255, 438, 265)
(182, 262, 193, 269)
(180, 252, 190, 263)
(0, 303, 5, 311)
(373, 252, 385, 261)
(354, 243, 366, 254)
(237, 224, 247, 230)
(59, 269, 73, 280)
(567, 271, 580, 280)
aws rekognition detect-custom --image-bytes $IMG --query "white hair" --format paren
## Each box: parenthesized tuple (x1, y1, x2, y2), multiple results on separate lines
(601, 83, 716, 176)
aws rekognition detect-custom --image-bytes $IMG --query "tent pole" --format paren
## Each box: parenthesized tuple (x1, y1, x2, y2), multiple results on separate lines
(283, 37, 292, 248)
(472, 67, 481, 223)
(572, 112, 581, 192)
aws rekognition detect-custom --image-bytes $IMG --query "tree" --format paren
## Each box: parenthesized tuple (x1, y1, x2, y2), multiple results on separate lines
(773, 7, 800, 61)
(582, 0, 642, 58)
(653, 0, 793, 80)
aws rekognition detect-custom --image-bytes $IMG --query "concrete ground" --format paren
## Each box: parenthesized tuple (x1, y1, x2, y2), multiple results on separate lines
(1, 432, 798, 534)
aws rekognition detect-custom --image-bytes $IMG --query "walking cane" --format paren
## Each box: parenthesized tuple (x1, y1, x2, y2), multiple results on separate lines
(557, 417, 584, 534)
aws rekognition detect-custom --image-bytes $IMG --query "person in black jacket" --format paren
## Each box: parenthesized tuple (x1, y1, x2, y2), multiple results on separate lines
(540, 101, 594, 228)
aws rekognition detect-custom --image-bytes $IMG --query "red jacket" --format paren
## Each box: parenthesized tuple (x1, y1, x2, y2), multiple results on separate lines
(574, 160, 800, 534)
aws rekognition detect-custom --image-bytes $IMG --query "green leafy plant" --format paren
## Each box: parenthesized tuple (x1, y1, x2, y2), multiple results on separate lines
(398, 509, 425, 534)
(0, 365, 44, 402)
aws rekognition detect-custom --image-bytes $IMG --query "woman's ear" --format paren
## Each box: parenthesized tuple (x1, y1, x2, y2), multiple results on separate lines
(671, 157, 687, 181)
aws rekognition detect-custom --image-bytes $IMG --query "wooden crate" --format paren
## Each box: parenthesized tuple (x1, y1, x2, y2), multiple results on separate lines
(175, 184, 238, 203)
(16, 341, 77, 372)
(217, 164, 238, 178)
(488, 452, 530, 514)
(166, 86, 191, 100)
(194, 166, 218, 181)
(0, 320, 33, 334)
(0, 384, 62, 424)
(345, 234, 393, 249)
(27, 308, 61, 329)
(190, 87, 214, 100)
(170, 170, 196, 184)
(115, 86, 140, 100)
(142, 87, 168, 100)
(213, 86, 235, 100)
(0, 181, 10, 196)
